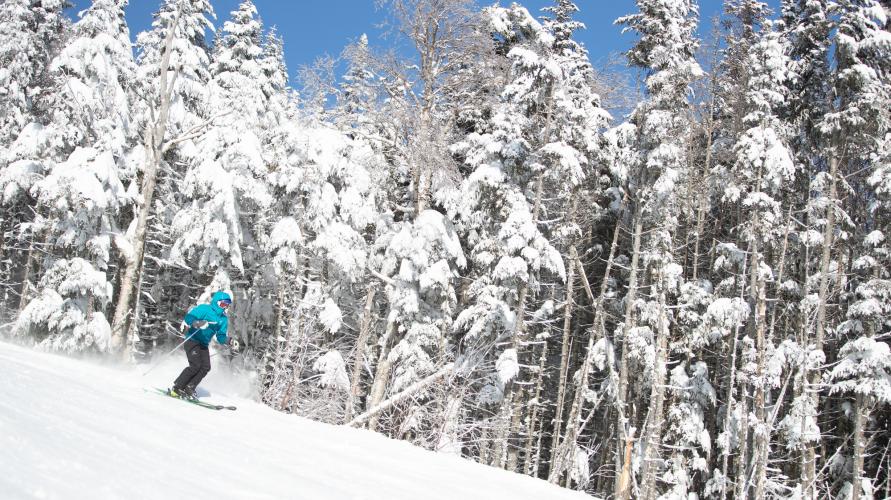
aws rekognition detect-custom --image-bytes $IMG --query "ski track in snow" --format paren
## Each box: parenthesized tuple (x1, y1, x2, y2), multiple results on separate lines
(0, 341, 595, 500)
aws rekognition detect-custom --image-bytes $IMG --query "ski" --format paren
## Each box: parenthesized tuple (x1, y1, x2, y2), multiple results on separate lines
(147, 387, 237, 411)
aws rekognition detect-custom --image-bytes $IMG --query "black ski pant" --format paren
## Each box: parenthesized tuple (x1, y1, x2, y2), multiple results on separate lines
(173, 340, 211, 392)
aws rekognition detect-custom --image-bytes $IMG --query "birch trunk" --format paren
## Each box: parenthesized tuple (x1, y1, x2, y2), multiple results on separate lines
(367, 318, 396, 432)
(347, 284, 378, 422)
(110, 11, 181, 357)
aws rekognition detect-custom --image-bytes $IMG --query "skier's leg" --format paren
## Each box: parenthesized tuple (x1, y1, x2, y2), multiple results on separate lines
(173, 341, 203, 391)
(184, 344, 211, 393)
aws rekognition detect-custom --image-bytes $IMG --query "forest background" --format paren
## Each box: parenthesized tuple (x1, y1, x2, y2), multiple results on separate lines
(1, 0, 889, 499)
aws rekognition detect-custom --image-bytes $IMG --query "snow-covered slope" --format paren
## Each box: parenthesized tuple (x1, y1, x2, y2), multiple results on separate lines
(0, 341, 592, 500)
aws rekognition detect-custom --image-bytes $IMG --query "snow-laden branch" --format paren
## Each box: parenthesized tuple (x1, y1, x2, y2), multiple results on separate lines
(368, 268, 395, 287)
(348, 363, 454, 428)
(161, 110, 232, 153)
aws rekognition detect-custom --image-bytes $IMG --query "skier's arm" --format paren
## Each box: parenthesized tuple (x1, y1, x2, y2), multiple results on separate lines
(184, 306, 210, 331)
(215, 315, 229, 345)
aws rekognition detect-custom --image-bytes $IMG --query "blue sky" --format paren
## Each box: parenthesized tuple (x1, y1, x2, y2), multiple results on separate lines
(67, 1, 780, 82)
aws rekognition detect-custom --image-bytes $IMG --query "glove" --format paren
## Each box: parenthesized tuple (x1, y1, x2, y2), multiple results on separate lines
(190, 320, 209, 329)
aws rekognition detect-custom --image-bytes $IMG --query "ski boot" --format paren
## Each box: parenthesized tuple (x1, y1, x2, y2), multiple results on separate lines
(181, 386, 199, 401)
(167, 387, 197, 400)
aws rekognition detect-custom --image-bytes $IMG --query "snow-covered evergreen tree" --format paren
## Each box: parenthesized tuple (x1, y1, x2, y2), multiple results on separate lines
(169, 0, 270, 280)
(0, 0, 72, 316)
(381, 209, 466, 395)
(10, 0, 133, 354)
(614, 0, 703, 497)
(726, 18, 797, 498)
(0, 0, 71, 145)
(336, 33, 379, 134)
(823, 3, 891, 498)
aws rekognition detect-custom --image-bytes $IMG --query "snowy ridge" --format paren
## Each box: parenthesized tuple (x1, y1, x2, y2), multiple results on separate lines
(0, 341, 594, 500)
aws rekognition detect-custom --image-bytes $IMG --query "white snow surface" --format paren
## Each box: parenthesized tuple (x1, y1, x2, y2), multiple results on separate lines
(0, 341, 593, 500)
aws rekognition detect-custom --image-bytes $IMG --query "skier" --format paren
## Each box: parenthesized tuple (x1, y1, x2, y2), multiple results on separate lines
(168, 291, 233, 400)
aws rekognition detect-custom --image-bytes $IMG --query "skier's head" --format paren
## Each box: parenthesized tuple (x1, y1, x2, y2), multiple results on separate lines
(210, 291, 232, 313)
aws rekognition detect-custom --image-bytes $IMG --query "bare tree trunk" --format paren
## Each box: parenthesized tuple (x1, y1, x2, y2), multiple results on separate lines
(885, 441, 890, 500)
(616, 428, 635, 498)
(615, 204, 643, 500)
(550, 213, 621, 485)
(751, 260, 769, 499)
(640, 286, 669, 500)
(502, 282, 528, 471)
(549, 244, 577, 469)
(17, 236, 37, 313)
(851, 393, 866, 500)
(259, 287, 285, 404)
(733, 379, 750, 500)
(721, 318, 743, 500)
(85, 292, 95, 323)
(525, 338, 549, 477)
(692, 89, 717, 282)
(746, 163, 770, 498)
(804, 153, 840, 498)
(767, 206, 792, 342)
(480, 425, 494, 466)
(347, 284, 378, 422)
(278, 311, 304, 413)
(367, 318, 396, 432)
(110, 11, 181, 358)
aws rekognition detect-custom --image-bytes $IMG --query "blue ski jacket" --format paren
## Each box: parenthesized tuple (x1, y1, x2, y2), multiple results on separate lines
(183, 291, 230, 346)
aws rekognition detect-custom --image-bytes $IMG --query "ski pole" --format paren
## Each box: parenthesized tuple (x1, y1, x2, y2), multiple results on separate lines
(141, 332, 195, 377)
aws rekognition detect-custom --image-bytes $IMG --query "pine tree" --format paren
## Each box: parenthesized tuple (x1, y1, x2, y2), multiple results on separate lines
(168, 0, 270, 278)
(0, 0, 71, 145)
(726, 17, 796, 497)
(452, 3, 577, 472)
(614, 1, 703, 498)
(9, 0, 133, 353)
(336, 34, 378, 134)
(822, 2, 891, 498)
(0, 0, 72, 318)
(535, 0, 612, 486)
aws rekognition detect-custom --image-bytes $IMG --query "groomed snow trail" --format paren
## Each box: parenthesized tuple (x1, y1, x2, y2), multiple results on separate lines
(0, 341, 594, 500)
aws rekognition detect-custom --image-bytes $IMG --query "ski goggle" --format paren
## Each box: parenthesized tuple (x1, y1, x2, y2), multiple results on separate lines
(218, 299, 232, 309)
